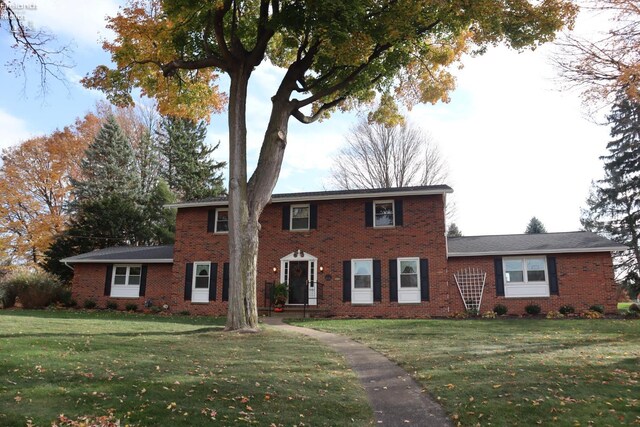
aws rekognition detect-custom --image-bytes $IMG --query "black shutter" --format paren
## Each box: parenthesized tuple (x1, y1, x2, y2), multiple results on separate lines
(395, 200, 403, 226)
(420, 259, 429, 301)
(104, 265, 113, 296)
(282, 205, 290, 230)
(184, 263, 193, 300)
(310, 203, 318, 229)
(365, 202, 373, 227)
(342, 261, 351, 302)
(389, 259, 398, 302)
(548, 256, 559, 295)
(207, 209, 215, 232)
(222, 262, 230, 301)
(209, 263, 218, 301)
(494, 257, 504, 296)
(373, 260, 382, 302)
(139, 265, 148, 297)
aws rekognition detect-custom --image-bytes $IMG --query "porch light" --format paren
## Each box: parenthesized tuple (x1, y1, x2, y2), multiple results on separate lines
(319, 265, 324, 272)
(272, 266, 277, 273)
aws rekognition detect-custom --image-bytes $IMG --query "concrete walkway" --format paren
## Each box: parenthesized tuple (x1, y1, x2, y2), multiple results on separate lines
(261, 317, 452, 427)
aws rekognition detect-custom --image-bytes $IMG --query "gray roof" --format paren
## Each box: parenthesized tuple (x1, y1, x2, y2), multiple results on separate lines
(166, 185, 453, 208)
(61, 245, 174, 264)
(447, 231, 627, 257)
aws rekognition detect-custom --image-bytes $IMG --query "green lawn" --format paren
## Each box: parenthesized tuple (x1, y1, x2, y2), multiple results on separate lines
(291, 318, 640, 427)
(0, 310, 372, 427)
(618, 302, 636, 312)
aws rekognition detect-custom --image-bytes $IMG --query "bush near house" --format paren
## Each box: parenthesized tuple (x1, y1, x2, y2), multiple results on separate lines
(524, 304, 541, 315)
(0, 270, 66, 309)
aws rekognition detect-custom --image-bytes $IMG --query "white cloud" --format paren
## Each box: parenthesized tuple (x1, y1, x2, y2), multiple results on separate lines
(0, 109, 33, 151)
(28, 0, 119, 47)
(409, 44, 609, 235)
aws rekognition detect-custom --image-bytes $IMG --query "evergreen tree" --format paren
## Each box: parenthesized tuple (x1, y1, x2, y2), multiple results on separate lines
(582, 89, 640, 297)
(72, 115, 141, 203)
(158, 116, 226, 201)
(447, 223, 463, 238)
(525, 217, 547, 234)
(43, 116, 176, 282)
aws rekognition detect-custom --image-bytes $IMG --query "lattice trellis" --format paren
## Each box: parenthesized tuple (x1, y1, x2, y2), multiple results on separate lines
(454, 268, 487, 312)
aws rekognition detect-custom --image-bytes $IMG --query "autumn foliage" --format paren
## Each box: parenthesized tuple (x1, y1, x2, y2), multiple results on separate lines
(0, 116, 98, 264)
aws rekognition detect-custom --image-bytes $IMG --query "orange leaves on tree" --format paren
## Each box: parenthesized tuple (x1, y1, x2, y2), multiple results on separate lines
(81, 0, 225, 122)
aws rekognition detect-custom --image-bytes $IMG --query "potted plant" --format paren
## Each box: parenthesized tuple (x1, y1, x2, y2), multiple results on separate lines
(272, 282, 288, 312)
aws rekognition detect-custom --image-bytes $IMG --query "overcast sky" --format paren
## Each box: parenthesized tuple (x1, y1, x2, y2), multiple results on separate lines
(0, 1, 612, 236)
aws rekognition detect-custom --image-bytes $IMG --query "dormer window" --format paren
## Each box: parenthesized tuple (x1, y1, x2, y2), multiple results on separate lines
(374, 200, 394, 227)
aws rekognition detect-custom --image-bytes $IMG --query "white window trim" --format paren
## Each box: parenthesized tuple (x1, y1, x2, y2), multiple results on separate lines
(192, 261, 211, 303)
(373, 200, 395, 228)
(290, 204, 310, 231)
(351, 258, 373, 305)
(397, 257, 421, 304)
(111, 264, 142, 298)
(214, 208, 229, 234)
(503, 256, 550, 298)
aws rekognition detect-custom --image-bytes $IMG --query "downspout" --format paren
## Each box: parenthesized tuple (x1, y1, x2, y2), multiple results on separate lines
(63, 261, 73, 271)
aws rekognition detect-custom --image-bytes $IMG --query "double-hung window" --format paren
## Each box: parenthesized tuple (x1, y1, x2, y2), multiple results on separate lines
(111, 265, 141, 298)
(503, 257, 549, 297)
(215, 209, 229, 233)
(374, 201, 394, 227)
(351, 259, 373, 304)
(397, 258, 420, 303)
(290, 204, 310, 230)
(192, 262, 211, 303)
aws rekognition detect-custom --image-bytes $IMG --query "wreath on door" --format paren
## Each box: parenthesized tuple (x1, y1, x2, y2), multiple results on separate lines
(292, 265, 304, 278)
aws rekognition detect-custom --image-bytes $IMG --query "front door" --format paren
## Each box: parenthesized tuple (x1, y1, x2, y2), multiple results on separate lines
(288, 261, 308, 304)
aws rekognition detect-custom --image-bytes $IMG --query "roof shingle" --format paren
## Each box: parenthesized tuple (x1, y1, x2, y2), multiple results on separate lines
(61, 245, 174, 263)
(447, 231, 626, 257)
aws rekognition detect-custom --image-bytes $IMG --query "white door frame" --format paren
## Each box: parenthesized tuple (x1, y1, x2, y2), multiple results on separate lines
(280, 252, 318, 305)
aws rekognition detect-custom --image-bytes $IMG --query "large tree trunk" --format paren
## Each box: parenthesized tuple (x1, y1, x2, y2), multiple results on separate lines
(225, 64, 292, 332)
(226, 66, 259, 332)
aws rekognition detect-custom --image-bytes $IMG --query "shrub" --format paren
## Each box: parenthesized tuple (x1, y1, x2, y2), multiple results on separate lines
(546, 310, 564, 319)
(0, 270, 65, 309)
(149, 306, 162, 313)
(453, 311, 468, 319)
(629, 303, 640, 313)
(583, 310, 604, 319)
(465, 308, 479, 317)
(482, 310, 496, 319)
(493, 304, 508, 316)
(525, 304, 541, 315)
(559, 304, 575, 315)
(106, 301, 118, 310)
(125, 303, 138, 312)
(178, 310, 191, 316)
(83, 299, 97, 309)
(589, 304, 605, 314)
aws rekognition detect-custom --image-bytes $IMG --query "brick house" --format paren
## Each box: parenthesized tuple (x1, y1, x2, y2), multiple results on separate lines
(62, 186, 626, 316)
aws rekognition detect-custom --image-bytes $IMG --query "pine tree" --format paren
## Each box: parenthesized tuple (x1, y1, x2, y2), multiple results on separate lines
(525, 217, 547, 234)
(582, 89, 640, 297)
(72, 115, 142, 203)
(447, 223, 463, 238)
(158, 116, 226, 201)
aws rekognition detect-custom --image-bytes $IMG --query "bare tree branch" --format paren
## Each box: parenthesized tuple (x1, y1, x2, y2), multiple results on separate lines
(329, 119, 449, 190)
(1, 0, 72, 92)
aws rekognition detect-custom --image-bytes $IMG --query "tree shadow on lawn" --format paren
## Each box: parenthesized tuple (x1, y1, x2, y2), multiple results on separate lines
(0, 326, 224, 339)
(0, 309, 226, 325)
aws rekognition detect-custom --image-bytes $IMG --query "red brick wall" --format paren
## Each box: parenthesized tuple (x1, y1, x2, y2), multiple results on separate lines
(169, 194, 449, 316)
(71, 264, 174, 310)
(447, 252, 619, 314)
(71, 192, 619, 317)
